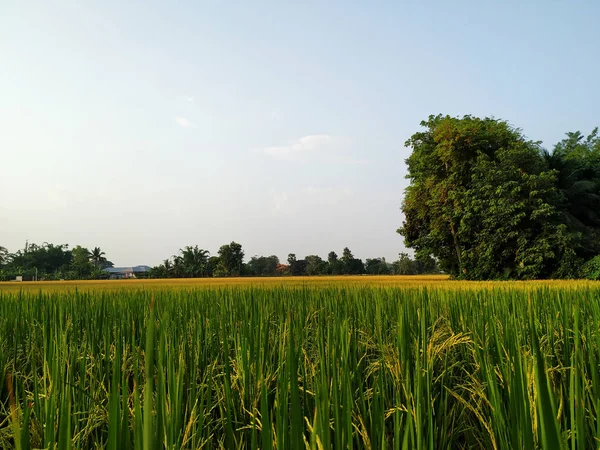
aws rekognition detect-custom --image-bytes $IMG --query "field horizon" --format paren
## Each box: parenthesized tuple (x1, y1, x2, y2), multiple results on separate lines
(2, 274, 600, 294)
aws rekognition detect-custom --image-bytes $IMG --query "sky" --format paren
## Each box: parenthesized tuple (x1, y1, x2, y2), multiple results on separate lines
(1, 1, 599, 266)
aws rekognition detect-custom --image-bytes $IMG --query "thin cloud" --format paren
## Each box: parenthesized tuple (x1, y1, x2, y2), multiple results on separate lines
(270, 186, 353, 216)
(263, 134, 366, 164)
(175, 117, 195, 128)
(263, 134, 345, 162)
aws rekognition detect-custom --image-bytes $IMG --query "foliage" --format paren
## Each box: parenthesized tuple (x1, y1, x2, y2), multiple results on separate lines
(71, 245, 94, 278)
(305, 255, 327, 275)
(246, 255, 280, 276)
(276, 263, 290, 276)
(0, 246, 7, 266)
(218, 241, 245, 276)
(582, 255, 600, 280)
(90, 247, 107, 268)
(174, 246, 210, 277)
(393, 252, 417, 275)
(1, 240, 438, 282)
(400, 115, 600, 279)
(365, 257, 391, 275)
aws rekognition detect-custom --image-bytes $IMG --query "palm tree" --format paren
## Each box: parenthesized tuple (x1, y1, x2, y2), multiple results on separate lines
(179, 246, 210, 277)
(172, 255, 184, 278)
(161, 258, 173, 278)
(90, 247, 107, 268)
(0, 246, 8, 266)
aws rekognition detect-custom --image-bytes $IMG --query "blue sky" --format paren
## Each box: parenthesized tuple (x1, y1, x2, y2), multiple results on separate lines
(1, 1, 599, 266)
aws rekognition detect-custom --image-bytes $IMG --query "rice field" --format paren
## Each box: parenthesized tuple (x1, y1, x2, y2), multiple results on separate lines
(2, 274, 599, 293)
(1, 279, 600, 449)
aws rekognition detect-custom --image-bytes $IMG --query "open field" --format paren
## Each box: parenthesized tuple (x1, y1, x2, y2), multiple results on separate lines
(1, 274, 599, 293)
(2, 282, 600, 449)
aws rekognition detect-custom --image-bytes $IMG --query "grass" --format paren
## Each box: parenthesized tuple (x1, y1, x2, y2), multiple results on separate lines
(1, 280, 600, 448)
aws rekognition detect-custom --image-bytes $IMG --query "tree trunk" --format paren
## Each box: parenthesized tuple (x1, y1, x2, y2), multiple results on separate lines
(449, 220, 463, 273)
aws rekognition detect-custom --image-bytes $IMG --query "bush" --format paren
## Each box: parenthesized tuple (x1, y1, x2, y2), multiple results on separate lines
(582, 255, 600, 280)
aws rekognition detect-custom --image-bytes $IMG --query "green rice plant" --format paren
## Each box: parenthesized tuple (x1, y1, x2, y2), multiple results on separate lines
(0, 284, 599, 448)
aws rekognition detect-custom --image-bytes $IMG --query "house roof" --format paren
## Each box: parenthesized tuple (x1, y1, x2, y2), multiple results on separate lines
(104, 265, 151, 273)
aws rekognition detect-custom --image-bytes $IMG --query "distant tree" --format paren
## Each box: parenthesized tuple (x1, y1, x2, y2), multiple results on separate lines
(90, 247, 107, 269)
(339, 247, 364, 274)
(212, 261, 229, 277)
(341, 247, 353, 274)
(218, 241, 244, 276)
(393, 253, 416, 275)
(276, 263, 290, 276)
(148, 264, 168, 278)
(365, 257, 390, 275)
(414, 254, 439, 274)
(285, 253, 307, 275)
(71, 246, 93, 278)
(292, 259, 308, 276)
(162, 259, 173, 277)
(327, 251, 343, 275)
(172, 255, 185, 278)
(305, 255, 327, 275)
(347, 258, 365, 275)
(247, 255, 279, 276)
(327, 251, 338, 263)
(0, 246, 7, 266)
(341, 247, 353, 264)
(177, 246, 210, 277)
(287, 254, 297, 266)
(205, 256, 221, 277)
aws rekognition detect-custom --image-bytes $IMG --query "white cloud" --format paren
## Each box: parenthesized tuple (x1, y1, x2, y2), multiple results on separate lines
(264, 134, 354, 162)
(186, 96, 194, 103)
(175, 117, 195, 128)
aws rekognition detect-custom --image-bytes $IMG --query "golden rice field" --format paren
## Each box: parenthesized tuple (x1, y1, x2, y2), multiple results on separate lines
(1, 277, 600, 449)
(1, 274, 598, 293)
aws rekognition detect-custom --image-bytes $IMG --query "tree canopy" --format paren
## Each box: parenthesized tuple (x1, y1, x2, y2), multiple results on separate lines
(0, 243, 114, 281)
(399, 115, 600, 280)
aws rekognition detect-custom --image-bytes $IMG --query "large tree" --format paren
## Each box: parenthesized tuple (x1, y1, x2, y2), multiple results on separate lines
(217, 241, 244, 276)
(305, 255, 327, 275)
(327, 251, 342, 275)
(246, 255, 279, 276)
(339, 247, 364, 275)
(399, 115, 580, 279)
(365, 257, 390, 275)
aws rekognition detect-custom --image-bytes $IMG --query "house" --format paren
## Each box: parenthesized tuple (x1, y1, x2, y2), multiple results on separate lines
(104, 265, 151, 279)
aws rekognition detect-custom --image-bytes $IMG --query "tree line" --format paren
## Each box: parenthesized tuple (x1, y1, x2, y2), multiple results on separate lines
(0, 241, 439, 281)
(148, 243, 439, 278)
(400, 115, 600, 280)
(0, 243, 111, 281)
